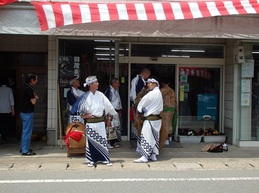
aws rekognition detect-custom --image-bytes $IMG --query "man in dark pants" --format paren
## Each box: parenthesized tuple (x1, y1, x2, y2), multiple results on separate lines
(104, 78, 122, 148)
(20, 73, 38, 156)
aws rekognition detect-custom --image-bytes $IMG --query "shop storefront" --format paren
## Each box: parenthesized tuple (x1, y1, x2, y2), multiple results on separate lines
(57, 39, 224, 141)
(1, 0, 259, 146)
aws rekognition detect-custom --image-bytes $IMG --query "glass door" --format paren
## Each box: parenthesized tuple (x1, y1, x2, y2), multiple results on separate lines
(178, 67, 221, 137)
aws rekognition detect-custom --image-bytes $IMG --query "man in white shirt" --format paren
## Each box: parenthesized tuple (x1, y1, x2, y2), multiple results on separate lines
(130, 68, 151, 103)
(67, 76, 85, 123)
(67, 76, 85, 108)
(0, 77, 15, 143)
(104, 78, 122, 148)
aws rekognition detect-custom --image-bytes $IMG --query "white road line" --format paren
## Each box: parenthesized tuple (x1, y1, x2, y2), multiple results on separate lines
(1, 177, 259, 184)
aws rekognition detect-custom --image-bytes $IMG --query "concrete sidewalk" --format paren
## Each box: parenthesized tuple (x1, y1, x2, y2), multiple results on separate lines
(1, 141, 259, 171)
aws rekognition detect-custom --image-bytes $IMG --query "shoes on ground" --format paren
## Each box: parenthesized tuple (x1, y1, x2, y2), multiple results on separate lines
(22, 151, 36, 156)
(87, 162, 95, 167)
(164, 140, 169, 145)
(148, 154, 157, 161)
(133, 156, 148, 163)
(114, 144, 120, 148)
(107, 144, 114, 149)
(102, 161, 113, 166)
(222, 143, 228, 151)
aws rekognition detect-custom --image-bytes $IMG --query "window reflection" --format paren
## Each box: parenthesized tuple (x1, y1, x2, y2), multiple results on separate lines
(131, 44, 224, 58)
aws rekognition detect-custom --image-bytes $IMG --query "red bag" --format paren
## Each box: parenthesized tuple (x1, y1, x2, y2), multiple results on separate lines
(209, 143, 223, 152)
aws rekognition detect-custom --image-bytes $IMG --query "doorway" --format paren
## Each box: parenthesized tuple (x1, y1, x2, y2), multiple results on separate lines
(19, 71, 48, 140)
(0, 67, 47, 142)
(131, 64, 176, 89)
(127, 64, 222, 141)
(0, 70, 16, 139)
(129, 63, 176, 140)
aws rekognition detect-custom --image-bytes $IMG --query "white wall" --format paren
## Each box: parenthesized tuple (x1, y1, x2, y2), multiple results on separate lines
(224, 40, 238, 145)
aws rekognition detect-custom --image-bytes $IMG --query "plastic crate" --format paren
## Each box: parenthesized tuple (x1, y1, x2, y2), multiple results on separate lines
(203, 135, 226, 143)
(178, 135, 202, 143)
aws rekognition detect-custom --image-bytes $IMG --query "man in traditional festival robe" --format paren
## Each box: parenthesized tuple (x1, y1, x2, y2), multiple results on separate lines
(160, 77, 178, 145)
(133, 78, 163, 163)
(71, 76, 117, 167)
(129, 68, 151, 151)
(104, 77, 122, 148)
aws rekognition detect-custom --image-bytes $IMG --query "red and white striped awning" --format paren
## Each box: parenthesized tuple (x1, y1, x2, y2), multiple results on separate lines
(0, 0, 17, 6)
(32, 0, 259, 31)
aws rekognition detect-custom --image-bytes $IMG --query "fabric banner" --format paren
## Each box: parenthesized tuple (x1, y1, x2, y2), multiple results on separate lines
(0, 0, 17, 6)
(32, 0, 259, 31)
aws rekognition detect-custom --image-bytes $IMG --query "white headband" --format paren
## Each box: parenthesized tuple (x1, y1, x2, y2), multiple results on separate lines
(83, 76, 97, 87)
(146, 78, 159, 87)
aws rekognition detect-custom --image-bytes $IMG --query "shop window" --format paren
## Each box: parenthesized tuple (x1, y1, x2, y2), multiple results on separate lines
(178, 67, 221, 136)
(119, 43, 129, 57)
(131, 44, 224, 58)
(58, 39, 115, 91)
(58, 39, 116, 129)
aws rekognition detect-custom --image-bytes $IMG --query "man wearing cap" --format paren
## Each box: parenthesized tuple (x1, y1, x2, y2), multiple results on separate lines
(133, 77, 163, 163)
(71, 76, 117, 167)
(67, 76, 85, 108)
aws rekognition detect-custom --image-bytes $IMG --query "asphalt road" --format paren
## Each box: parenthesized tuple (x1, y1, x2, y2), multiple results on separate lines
(1, 141, 259, 193)
(1, 170, 259, 193)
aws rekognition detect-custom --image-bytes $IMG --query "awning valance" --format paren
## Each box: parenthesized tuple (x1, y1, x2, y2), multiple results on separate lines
(0, 0, 17, 6)
(32, 0, 259, 31)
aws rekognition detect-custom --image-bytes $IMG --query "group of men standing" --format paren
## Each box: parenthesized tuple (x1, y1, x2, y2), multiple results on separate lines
(1, 68, 177, 165)
(65, 67, 177, 167)
(0, 74, 39, 156)
(129, 68, 177, 163)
